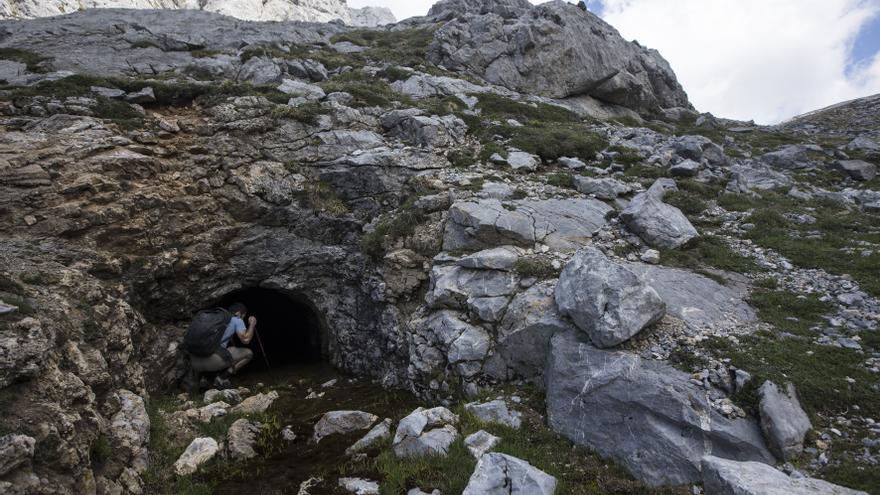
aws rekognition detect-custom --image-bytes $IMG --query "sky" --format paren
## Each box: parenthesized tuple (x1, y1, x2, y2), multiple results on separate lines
(347, 0, 880, 124)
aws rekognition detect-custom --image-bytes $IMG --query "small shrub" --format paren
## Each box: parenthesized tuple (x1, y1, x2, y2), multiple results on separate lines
(660, 235, 760, 274)
(514, 257, 560, 279)
(0, 48, 51, 73)
(475, 93, 579, 123)
(301, 182, 348, 215)
(89, 435, 112, 467)
(271, 102, 330, 125)
(448, 149, 477, 168)
(361, 200, 427, 261)
(546, 172, 574, 189)
(500, 123, 608, 162)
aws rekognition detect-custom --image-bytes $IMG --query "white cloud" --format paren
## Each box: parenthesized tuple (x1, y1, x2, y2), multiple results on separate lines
(599, 0, 880, 123)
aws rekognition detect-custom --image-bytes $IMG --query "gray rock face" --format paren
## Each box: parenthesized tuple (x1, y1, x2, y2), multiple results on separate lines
(505, 151, 539, 171)
(555, 247, 665, 348)
(382, 112, 468, 148)
(545, 332, 775, 486)
(669, 159, 701, 177)
(465, 400, 521, 429)
(0, 434, 35, 477)
(426, 265, 518, 309)
(278, 79, 326, 100)
(726, 162, 792, 193)
(443, 198, 612, 252)
(462, 452, 557, 495)
(758, 381, 812, 461)
(620, 179, 699, 249)
(427, 0, 691, 114)
(349, 6, 396, 26)
(411, 310, 492, 376)
(226, 419, 263, 460)
(701, 456, 867, 495)
(390, 73, 489, 99)
(572, 176, 633, 199)
(313, 410, 379, 443)
(486, 281, 574, 381)
(393, 407, 460, 458)
(627, 264, 756, 330)
(833, 159, 877, 181)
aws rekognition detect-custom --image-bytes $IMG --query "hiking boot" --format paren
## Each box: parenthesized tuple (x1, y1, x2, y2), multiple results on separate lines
(213, 373, 232, 390)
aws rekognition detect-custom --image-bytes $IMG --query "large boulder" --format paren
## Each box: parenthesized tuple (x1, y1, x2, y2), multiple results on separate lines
(758, 381, 811, 461)
(462, 452, 557, 495)
(833, 159, 877, 181)
(393, 407, 460, 458)
(554, 247, 665, 348)
(701, 456, 867, 495)
(620, 178, 699, 249)
(427, 0, 691, 114)
(545, 332, 775, 486)
(443, 198, 612, 252)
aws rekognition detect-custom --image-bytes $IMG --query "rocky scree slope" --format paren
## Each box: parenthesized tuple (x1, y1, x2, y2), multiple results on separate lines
(0, 0, 878, 494)
(0, 0, 396, 26)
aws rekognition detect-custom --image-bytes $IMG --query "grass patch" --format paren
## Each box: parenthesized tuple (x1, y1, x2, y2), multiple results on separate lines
(623, 163, 666, 179)
(513, 257, 560, 280)
(497, 123, 608, 163)
(821, 462, 880, 494)
(545, 171, 574, 189)
(320, 71, 410, 108)
(475, 93, 579, 124)
(0, 47, 51, 73)
(737, 193, 880, 296)
(331, 28, 435, 68)
(606, 145, 642, 167)
(361, 199, 427, 261)
(448, 149, 477, 168)
(660, 234, 760, 275)
(748, 289, 833, 337)
(300, 182, 348, 216)
(271, 101, 331, 125)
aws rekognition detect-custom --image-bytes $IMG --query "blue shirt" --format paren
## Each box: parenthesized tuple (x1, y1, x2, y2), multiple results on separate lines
(221, 316, 246, 347)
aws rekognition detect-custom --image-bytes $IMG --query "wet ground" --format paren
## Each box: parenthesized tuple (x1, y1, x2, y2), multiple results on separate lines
(206, 361, 422, 495)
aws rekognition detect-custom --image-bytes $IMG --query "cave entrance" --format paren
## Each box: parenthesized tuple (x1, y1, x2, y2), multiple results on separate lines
(216, 287, 324, 372)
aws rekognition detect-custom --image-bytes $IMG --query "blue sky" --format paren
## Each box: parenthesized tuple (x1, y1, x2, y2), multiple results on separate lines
(348, 0, 880, 123)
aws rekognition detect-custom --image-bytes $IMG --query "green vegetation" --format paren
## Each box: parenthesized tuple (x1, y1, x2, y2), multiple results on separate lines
(89, 434, 112, 468)
(660, 234, 760, 276)
(545, 171, 575, 189)
(474, 93, 580, 124)
(0, 47, 51, 73)
(606, 145, 642, 167)
(723, 191, 880, 296)
(748, 288, 833, 337)
(514, 256, 561, 280)
(271, 101, 331, 125)
(447, 149, 478, 168)
(330, 28, 435, 68)
(361, 199, 427, 261)
(188, 49, 222, 59)
(662, 179, 725, 218)
(321, 71, 411, 108)
(497, 123, 608, 163)
(300, 182, 348, 216)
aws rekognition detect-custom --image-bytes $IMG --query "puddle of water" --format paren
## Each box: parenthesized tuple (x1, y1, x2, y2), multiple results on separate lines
(209, 361, 422, 495)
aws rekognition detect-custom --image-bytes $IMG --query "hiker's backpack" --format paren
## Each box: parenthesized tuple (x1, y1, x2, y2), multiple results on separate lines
(183, 308, 232, 357)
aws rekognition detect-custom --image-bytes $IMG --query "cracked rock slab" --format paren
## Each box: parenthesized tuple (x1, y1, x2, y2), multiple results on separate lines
(462, 452, 557, 495)
(443, 198, 612, 252)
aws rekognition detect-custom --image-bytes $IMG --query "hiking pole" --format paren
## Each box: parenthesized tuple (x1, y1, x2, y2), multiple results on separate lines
(253, 327, 272, 370)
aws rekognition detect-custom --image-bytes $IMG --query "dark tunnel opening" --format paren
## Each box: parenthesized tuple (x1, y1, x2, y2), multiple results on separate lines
(215, 287, 324, 373)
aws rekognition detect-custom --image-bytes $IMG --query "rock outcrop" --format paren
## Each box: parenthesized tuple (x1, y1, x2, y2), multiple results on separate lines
(620, 179, 699, 249)
(545, 332, 775, 486)
(427, 0, 691, 114)
(758, 381, 812, 461)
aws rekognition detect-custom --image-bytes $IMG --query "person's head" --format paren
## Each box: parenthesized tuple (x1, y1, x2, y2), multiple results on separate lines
(229, 302, 247, 317)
